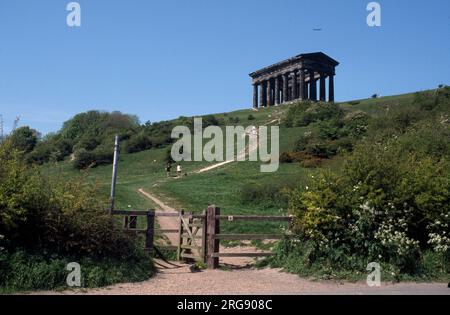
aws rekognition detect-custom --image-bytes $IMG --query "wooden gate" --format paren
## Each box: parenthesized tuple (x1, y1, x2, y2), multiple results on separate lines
(177, 210, 206, 262)
(112, 206, 292, 269)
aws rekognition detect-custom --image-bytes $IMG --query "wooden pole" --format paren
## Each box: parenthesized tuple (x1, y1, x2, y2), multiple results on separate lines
(109, 135, 120, 214)
(202, 209, 207, 263)
(177, 210, 185, 261)
(146, 210, 155, 256)
(206, 205, 220, 269)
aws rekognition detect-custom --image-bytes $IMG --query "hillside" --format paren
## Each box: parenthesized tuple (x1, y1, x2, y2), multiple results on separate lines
(2, 86, 448, 292)
(41, 88, 448, 236)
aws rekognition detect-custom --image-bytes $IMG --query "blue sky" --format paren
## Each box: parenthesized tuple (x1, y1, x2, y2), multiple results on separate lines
(0, 0, 449, 135)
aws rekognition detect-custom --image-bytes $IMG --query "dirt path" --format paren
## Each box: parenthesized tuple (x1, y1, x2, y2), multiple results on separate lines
(196, 117, 280, 174)
(34, 266, 449, 295)
(138, 188, 179, 245)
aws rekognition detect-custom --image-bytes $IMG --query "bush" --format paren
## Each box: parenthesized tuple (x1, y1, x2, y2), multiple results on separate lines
(281, 125, 450, 276)
(0, 142, 154, 291)
(0, 250, 153, 292)
(283, 102, 343, 128)
(247, 114, 255, 121)
(305, 141, 337, 159)
(228, 117, 240, 124)
(318, 119, 342, 140)
(295, 133, 312, 152)
(9, 127, 38, 153)
(72, 146, 113, 169)
(73, 149, 95, 169)
(239, 181, 290, 208)
(279, 152, 294, 163)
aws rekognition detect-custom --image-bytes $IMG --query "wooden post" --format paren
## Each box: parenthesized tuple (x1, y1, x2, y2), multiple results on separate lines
(146, 210, 155, 256)
(109, 135, 120, 214)
(202, 209, 207, 263)
(206, 205, 220, 269)
(177, 210, 185, 261)
(186, 211, 194, 263)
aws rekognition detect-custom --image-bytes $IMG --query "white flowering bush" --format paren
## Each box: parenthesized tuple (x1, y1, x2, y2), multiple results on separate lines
(285, 122, 450, 276)
(374, 219, 420, 263)
(427, 216, 450, 253)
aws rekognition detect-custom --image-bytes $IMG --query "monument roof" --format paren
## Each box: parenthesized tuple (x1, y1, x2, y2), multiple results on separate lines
(249, 52, 339, 78)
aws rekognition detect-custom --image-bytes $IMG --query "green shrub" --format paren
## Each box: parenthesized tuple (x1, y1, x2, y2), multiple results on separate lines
(294, 133, 312, 152)
(247, 114, 255, 121)
(305, 141, 337, 158)
(279, 152, 293, 163)
(0, 250, 153, 292)
(280, 115, 450, 278)
(0, 142, 154, 291)
(228, 116, 240, 124)
(239, 181, 290, 208)
(318, 119, 342, 140)
(9, 127, 38, 153)
(73, 149, 95, 169)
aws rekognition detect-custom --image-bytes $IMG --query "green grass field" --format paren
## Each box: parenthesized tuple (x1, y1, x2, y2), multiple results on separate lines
(42, 91, 420, 234)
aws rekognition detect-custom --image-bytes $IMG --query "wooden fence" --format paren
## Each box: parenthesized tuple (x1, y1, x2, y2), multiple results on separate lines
(112, 206, 292, 269)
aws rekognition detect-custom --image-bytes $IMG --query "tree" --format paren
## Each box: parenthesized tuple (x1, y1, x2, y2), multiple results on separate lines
(9, 127, 38, 153)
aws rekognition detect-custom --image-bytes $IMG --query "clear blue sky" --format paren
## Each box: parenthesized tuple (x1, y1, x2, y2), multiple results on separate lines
(0, 0, 449, 135)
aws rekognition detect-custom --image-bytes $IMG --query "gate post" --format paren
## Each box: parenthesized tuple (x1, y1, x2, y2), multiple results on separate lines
(206, 205, 220, 269)
(177, 210, 185, 261)
(202, 209, 207, 263)
(146, 210, 155, 256)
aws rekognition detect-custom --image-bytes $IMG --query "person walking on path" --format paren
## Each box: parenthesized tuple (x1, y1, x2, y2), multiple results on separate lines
(176, 164, 182, 177)
(165, 163, 172, 177)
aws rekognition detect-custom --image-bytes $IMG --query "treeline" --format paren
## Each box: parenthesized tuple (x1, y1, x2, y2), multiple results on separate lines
(5, 110, 227, 170)
(5, 111, 140, 168)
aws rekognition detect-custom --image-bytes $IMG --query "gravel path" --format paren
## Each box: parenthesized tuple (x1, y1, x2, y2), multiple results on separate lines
(34, 264, 449, 295)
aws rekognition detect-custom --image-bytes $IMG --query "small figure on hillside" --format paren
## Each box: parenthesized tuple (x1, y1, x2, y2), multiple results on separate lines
(165, 163, 172, 177)
(176, 164, 182, 177)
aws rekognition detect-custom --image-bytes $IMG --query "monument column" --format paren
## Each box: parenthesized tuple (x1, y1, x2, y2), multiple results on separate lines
(329, 74, 335, 102)
(267, 79, 272, 106)
(292, 72, 298, 100)
(260, 81, 267, 107)
(319, 72, 326, 102)
(283, 73, 289, 102)
(253, 83, 259, 109)
(274, 77, 280, 105)
(299, 70, 305, 100)
(309, 70, 317, 101)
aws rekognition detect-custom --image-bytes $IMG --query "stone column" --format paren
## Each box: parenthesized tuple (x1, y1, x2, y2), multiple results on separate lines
(267, 79, 272, 106)
(299, 70, 305, 100)
(283, 73, 289, 102)
(292, 72, 298, 100)
(319, 72, 326, 102)
(253, 83, 259, 109)
(304, 82, 309, 100)
(329, 74, 335, 102)
(260, 81, 266, 107)
(309, 70, 317, 101)
(274, 77, 280, 105)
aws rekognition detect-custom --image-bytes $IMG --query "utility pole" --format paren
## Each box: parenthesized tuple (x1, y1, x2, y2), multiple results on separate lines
(109, 135, 120, 214)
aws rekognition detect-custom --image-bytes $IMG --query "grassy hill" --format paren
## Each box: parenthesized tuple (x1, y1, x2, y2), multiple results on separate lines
(41, 89, 441, 235)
